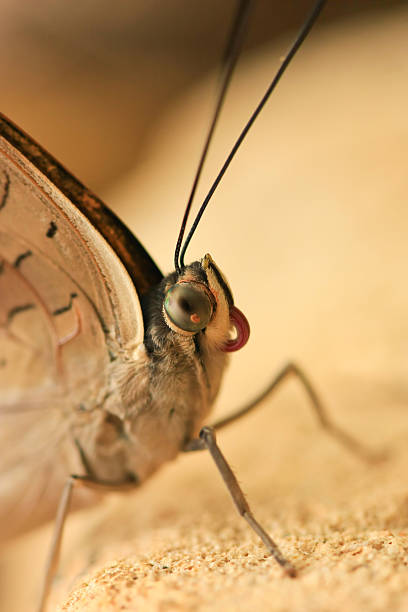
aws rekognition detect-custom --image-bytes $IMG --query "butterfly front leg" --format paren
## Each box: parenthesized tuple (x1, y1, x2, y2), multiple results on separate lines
(184, 426, 297, 577)
(183, 361, 380, 578)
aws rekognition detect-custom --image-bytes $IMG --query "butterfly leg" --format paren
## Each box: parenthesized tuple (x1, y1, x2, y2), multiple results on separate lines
(185, 426, 297, 577)
(37, 477, 75, 612)
(208, 361, 377, 462)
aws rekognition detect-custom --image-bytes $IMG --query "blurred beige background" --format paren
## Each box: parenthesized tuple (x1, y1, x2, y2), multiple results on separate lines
(2, 2, 408, 611)
(2, 0, 402, 193)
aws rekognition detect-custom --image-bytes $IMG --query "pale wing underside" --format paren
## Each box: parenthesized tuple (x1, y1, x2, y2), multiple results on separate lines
(0, 134, 145, 403)
(0, 124, 146, 537)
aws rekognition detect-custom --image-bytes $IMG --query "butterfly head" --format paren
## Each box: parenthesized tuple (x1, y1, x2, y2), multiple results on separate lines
(141, 254, 249, 355)
(162, 254, 249, 353)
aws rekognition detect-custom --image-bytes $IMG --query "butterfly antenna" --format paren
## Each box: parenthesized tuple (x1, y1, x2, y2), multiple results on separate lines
(174, 0, 252, 272)
(179, 0, 327, 267)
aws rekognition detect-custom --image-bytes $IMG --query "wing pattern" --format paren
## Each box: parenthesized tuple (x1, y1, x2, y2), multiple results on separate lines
(0, 117, 155, 537)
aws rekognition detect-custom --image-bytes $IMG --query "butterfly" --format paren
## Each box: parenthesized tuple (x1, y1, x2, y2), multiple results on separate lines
(1, 1, 376, 610)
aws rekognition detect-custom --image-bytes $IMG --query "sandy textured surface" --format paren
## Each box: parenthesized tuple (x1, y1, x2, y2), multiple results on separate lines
(2, 5, 408, 612)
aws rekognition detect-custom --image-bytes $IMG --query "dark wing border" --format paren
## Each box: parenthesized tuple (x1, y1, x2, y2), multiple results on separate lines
(0, 113, 163, 295)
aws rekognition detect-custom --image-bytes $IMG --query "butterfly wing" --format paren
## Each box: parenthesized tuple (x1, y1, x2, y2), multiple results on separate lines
(0, 113, 162, 537)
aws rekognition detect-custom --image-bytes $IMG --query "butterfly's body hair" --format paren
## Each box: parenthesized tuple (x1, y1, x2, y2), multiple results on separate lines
(73, 258, 230, 484)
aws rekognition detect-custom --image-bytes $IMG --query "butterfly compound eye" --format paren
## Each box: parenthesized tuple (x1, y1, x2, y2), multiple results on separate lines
(164, 283, 214, 334)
